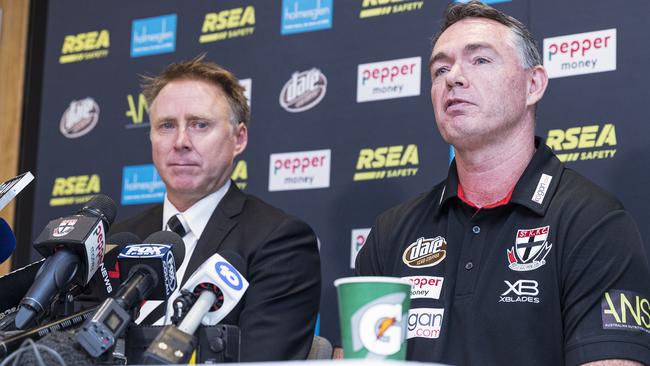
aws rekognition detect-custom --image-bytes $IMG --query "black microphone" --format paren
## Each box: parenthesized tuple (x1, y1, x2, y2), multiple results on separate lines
(141, 251, 248, 364)
(75, 231, 185, 358)
(5, 330, 95, 366)
(15, 195, 117, 330)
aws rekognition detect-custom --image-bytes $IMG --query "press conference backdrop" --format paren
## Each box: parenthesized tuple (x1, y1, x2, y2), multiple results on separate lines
(20, 0, 650, 341)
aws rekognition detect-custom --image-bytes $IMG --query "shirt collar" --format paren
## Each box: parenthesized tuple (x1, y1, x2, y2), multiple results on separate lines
(162, 180, 231, 239)
(436, 137, 564, 216)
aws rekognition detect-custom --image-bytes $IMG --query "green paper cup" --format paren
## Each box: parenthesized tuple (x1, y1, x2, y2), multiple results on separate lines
(334, 276, 411, 360)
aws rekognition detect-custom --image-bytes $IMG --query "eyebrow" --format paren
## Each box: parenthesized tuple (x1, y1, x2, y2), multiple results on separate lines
(429, 42, 497, 69)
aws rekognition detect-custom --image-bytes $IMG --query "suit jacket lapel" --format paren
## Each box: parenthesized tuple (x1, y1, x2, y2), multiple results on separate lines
(181, 182, 246, 284)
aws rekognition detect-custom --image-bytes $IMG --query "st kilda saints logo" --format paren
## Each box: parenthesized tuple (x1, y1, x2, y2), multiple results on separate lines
(402, 236, 447, 268)
(52, 219, 78, 237)
(507, 225, 552, 271)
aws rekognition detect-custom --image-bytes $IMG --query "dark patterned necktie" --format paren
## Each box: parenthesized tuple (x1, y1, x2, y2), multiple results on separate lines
(166, 214, 187, 237)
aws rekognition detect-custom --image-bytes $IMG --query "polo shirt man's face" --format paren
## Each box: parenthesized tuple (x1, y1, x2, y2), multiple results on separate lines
(149, 79, 247, 210)
(429, 17, 530, 149)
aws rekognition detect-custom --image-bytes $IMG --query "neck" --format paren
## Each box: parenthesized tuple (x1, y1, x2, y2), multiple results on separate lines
(454, 126, 535, 208)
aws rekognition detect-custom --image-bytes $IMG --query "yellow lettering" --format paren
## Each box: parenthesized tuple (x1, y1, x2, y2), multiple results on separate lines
(202, 13, 218, 33)
(356, 149, 374, 170)
(241, 6, 255, 26)
(562, 127, 581, 150)
(87, 174, 101, 194)
(620, 293, 641, 325)
(577, 125, 598, 149)
(401, 144, 419, 165)
(61, 35, 76, 54)
(125, 94, 149, 124)
(641, 298, 650, 328)
(217, 10, 230, 30)
(96, 30, 110, 49)
(52, 178, 67, 196)
(231, 160, 248, 181)
(227, 8, 243, 28)
(373, 147, 387, 168)
(385, 146, 403, 167)
(596, 123, 617, 147)
(603, 292, 621, 323)
(545, 129, 563, 150)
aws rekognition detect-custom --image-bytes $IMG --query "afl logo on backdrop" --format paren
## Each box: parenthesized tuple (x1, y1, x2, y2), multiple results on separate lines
(60, 97, 100, 138)
(279, 68, 327, 112)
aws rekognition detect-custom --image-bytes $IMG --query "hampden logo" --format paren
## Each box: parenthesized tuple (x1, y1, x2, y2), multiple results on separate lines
(60, 97, 100, 138)
(543, 28, 616, 79)
(269, 149, 331, 191)
(131, 14, 177, 58)
(402, 236, 447, 268)
(507, 226, 553, 271)
(59, 29, 110, 64)
(50, 174, 101, 207)
(546, 123, 617, 163)
(280, 68, 327, 112)
(354, 144, 419, 181)
(121, 164, 166, 205)
(359, 0, 424, 19)
(350, 293, 406, 357)
(602, 289, 650, 335)
(357, 57, 421, 103)
(281, 0, 333, 35)
(350, 228, 371, 268)
(199, 5, 256, 43)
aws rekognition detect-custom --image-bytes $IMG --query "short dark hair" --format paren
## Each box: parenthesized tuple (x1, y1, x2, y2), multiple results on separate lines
(141, 54, 250, 126)
(431, 1, 541, 69)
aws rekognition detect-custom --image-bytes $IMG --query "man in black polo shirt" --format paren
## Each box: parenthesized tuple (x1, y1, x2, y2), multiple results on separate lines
(355, 2, 650, 365)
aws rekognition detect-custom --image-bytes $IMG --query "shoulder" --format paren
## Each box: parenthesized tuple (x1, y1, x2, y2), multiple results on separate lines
(374, 182, 444, 230)
(237, 191, 315, 237)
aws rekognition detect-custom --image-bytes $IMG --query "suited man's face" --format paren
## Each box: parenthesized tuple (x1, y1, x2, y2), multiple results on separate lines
(149, 79, 247, 210)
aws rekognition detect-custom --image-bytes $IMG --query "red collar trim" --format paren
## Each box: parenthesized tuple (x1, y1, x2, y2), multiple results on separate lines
(457, 183, 513, 209)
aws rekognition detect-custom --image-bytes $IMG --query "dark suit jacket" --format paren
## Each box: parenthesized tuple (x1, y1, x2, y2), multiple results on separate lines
(109, 182, 321, 361)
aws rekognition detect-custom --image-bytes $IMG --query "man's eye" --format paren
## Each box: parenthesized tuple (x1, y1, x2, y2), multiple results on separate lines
(160, 122, 174, 129)
(192, 121, 208, 129)
(433, 67, 449, 77)
(474, 57, 490, 65)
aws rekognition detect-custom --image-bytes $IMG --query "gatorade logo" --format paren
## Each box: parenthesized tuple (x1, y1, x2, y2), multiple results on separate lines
(545, 123, 617, 162)
(50, 174, 101, 207)
(350, 293, 406, 357)
(354, 144, 419, 181)
(59, 29, 110, 64)
(199, 6, 256, 43)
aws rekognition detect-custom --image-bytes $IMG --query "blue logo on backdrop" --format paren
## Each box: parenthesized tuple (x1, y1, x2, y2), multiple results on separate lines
(455, 0, 511, 3)
(281, 0, 333, 35)
(121, 164, 166, 205)
(131, 14, 177, 58)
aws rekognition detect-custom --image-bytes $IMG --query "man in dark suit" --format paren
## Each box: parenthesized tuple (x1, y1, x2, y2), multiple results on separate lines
(109, 55, 321, 361)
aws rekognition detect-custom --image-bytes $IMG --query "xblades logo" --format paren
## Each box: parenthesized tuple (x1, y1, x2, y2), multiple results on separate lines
(499, 280, 540, 304)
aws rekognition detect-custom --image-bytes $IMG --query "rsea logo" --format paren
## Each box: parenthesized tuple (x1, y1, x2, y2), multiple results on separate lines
(350, 228, 371, 269)
(602, 289, 650, 334)
(121, 164, 166, 205)
(407, 308, 444, 339)
(543, 28, 616, 79)
(200, 5, 255, 43)
(281, 0, 333, 35)
(359, 0, 424, 19)
(60, 97, 100, 138)
(357, 57, 421, 103)
(232, 160, 248, 190)
(354, 144, 418, 181)
(131, 14, 177, 58)
(546, 123, 617, 162)
(280, 68, 327, 112)
(59, 29, 110, 64)
(50, 174, 101, 207)
(269, 149, 331, 191)
(125, 93, 150, 129)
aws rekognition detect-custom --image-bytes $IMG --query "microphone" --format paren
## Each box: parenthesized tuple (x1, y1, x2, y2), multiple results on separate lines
(75, 231, 185, 358)
(15, 194, 117, 330)
(4, 330, 95, 366)
(141, 251, 248, 364)
(0, 218, 16, 264)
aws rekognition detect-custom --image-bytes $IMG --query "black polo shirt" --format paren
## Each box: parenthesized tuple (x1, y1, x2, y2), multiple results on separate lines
(356, 138, 650, 365)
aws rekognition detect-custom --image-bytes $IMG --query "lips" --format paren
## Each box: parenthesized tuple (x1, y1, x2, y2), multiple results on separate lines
(444, 98, 472, 111)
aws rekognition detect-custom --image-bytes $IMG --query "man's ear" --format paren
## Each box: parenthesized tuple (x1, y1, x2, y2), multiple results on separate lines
(526, 65, 549, 107)
(233, 122, 248, 157)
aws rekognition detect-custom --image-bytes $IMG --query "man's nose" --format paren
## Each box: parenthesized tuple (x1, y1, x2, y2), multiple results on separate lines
(445, 64, 468, 88)
(174, 126, 191, 150)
